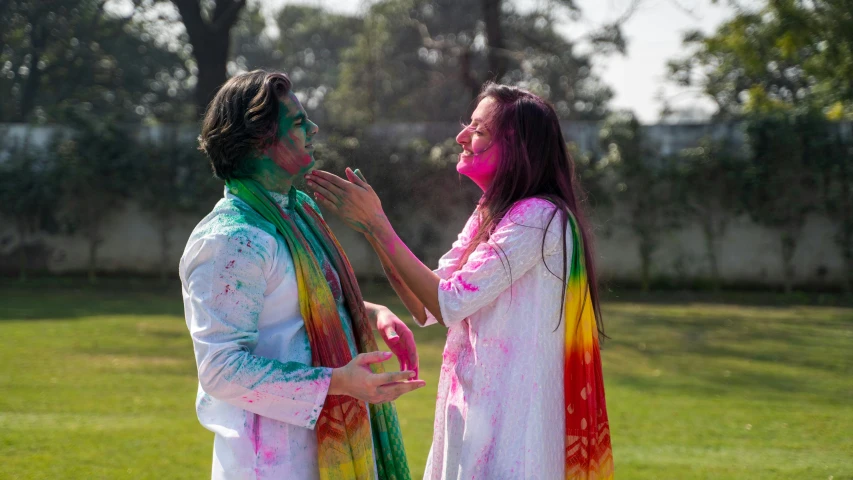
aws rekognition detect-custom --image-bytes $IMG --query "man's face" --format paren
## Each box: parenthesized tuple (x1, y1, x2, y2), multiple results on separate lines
(261, 92, 319, 176)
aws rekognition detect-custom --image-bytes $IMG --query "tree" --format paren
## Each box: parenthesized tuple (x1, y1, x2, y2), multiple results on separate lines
(0, 132, 60, 281)
(813, 124, 853, 291)
(133, 131, 220, 282)
(169, 0, 246, 114)
(672, 136, 745, 288)
(230, 4, 364, 126)
(0, 0, 193, 123)
(600, 112, 679, 290)
(742, 111, 822, 293)
(668, 0, 853, 119)
(328, 0, 622, 126)
(55, 119, 135, 283)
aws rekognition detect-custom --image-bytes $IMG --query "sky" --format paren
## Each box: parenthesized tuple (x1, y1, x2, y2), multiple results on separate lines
(270, 0, 746, 123)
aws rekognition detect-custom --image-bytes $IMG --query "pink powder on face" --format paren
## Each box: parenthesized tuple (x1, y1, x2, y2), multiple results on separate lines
(263, 141, 310, 176)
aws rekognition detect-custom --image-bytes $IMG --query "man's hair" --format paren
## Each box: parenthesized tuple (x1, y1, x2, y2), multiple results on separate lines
(198, 70, 293, 180)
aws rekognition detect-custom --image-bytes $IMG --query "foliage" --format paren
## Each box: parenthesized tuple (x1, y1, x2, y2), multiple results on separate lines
(328, 0, 617, 127)
(0, 131, 61, 280)
(230, 4, 364, 127)
(599, 112, 680, 291)
(55, 117, 137, 283)
(671, 135, 747, 288)
(668, 0, 853, 120)
(742, 110, 824, 292)
(811, 123, 853, 291)
(0, 0, 193, 123)
(132, 131, 221, 281)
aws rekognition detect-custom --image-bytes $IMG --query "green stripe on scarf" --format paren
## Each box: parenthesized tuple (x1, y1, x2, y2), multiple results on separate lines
(225, 178, 411, 480)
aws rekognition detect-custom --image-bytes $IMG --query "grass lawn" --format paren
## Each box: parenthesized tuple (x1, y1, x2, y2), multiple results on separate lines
(1, 278, 852, 479)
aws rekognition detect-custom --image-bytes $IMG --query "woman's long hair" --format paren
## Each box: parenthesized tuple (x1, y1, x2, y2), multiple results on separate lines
(458, 82, 605, 336)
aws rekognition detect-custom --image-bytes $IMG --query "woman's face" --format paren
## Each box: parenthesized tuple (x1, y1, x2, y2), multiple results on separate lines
(456, 97, 502, 191)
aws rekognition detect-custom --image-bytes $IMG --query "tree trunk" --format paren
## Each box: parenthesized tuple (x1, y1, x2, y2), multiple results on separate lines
(639, 235, 654, 292)
(780, 230, 797, 294)
(18, 242, 28, 283)
(703, 226, 720, 290)
(172, 0, 246, 116)
(459, 46, 481, 104)
(841, 221, 853, 294)
(16, 219, 28, 282)
(88, 236, 99, 284)
(480, 0, 508, 81)
(17, 22, 45, 121)
(838, 159, 852, 293)
(701, 213, 726, 291)
(193, 32, 231, 115)
(159, 216, 172, 284)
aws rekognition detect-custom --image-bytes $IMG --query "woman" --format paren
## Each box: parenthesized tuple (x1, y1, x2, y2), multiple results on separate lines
(180, 70, 423, 480)
(306, 83, 614, 479)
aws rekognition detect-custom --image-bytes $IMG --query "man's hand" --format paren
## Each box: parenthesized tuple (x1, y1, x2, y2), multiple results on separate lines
(328, 351, 425, 404)
(376, 307, 420, 379)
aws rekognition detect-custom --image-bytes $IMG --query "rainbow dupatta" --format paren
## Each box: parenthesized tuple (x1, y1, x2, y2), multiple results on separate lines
(225, 178, 411, 480)
(564, 214, 614, 479)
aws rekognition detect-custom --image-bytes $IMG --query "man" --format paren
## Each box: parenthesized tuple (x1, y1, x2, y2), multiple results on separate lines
(180, 70, 424, 480)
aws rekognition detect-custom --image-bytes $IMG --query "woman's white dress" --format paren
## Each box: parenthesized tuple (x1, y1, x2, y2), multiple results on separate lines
(422, 198, 572, 480)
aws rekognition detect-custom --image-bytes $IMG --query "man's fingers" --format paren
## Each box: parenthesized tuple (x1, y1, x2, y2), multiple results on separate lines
(356, 351, 393, 366)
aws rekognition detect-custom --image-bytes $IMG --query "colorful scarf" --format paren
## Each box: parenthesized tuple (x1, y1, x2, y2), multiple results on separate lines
(564, 214, 614, 479)
(225, 178, 411, 480)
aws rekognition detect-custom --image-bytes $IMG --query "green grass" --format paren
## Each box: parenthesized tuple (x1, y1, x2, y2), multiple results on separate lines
(1, 279, 852, 479)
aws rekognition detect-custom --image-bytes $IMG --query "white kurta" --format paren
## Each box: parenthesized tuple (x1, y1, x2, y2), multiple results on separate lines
(422, 198, 572, 480)
(180, 189, 359, 480)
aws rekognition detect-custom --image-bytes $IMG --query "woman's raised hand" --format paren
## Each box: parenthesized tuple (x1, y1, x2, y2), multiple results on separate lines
(305, 168, 386, 235)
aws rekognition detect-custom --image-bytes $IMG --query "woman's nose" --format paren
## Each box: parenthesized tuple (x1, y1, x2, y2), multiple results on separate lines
(456, 128, 470, 145)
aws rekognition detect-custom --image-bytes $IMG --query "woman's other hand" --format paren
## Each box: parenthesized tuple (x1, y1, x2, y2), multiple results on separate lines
(375, 307, 420, 379)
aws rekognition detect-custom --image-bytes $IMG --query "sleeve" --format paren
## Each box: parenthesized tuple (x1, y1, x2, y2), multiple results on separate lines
(180, 226, 332, 430)
(419, 210, 481, 327)
(431, 199, 567, 327)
